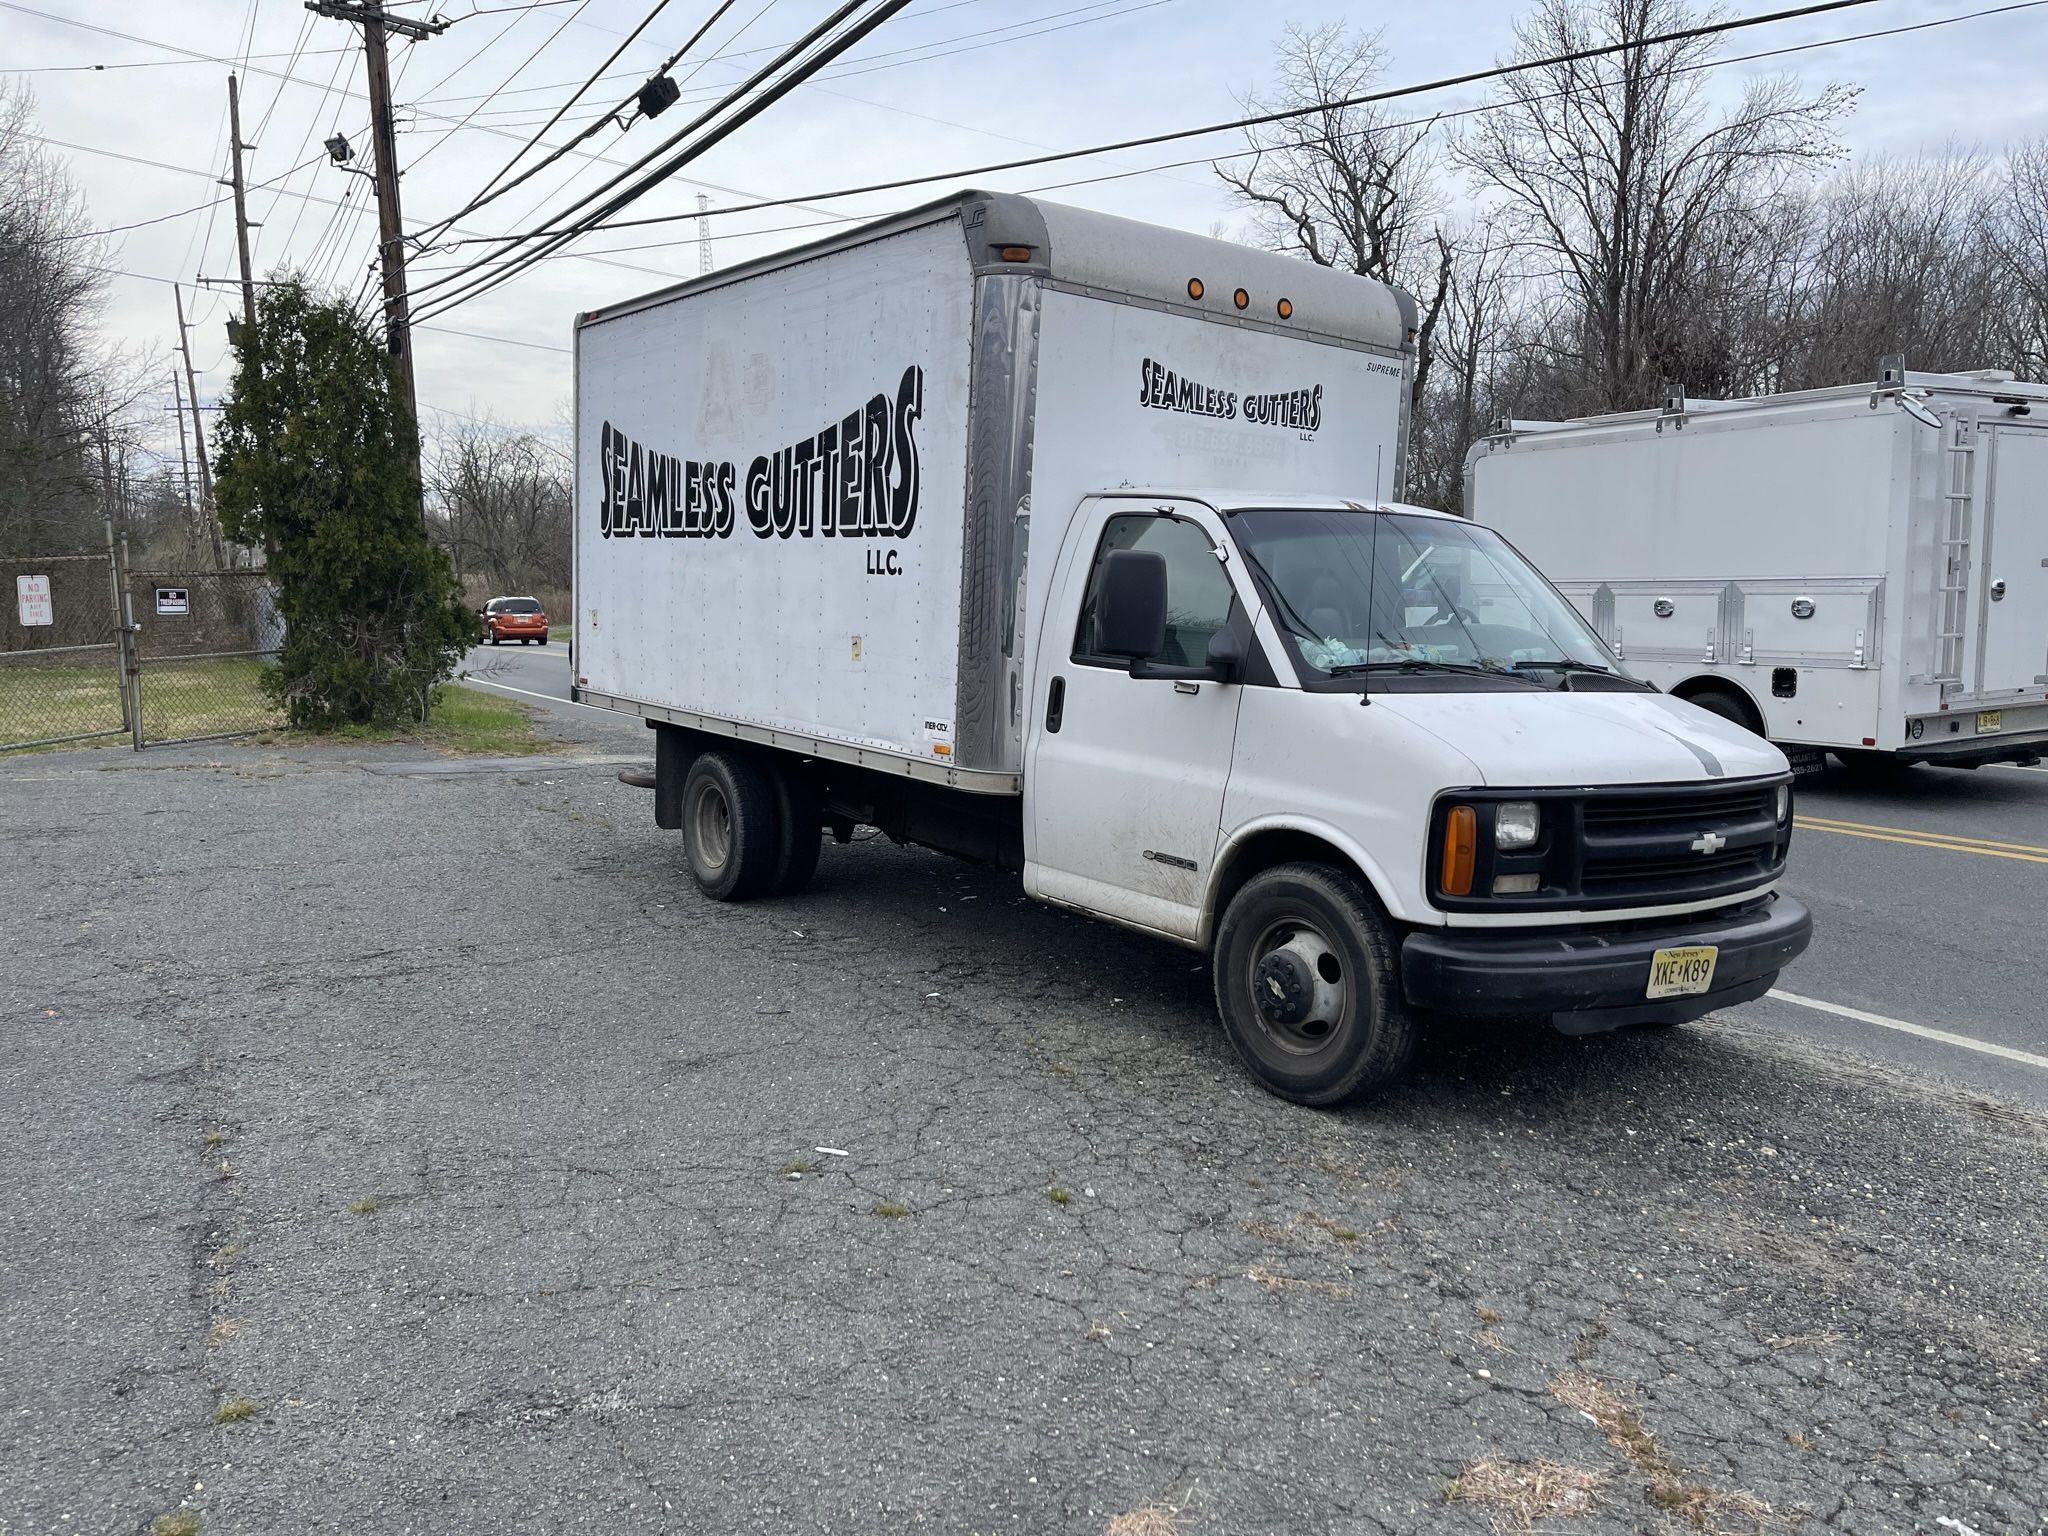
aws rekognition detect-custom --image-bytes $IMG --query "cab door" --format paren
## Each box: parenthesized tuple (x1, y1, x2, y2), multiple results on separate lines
(1025, 500, 1250, 941)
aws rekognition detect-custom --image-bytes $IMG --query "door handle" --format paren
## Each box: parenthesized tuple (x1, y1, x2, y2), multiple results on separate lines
(1045, 675, 1065, 733)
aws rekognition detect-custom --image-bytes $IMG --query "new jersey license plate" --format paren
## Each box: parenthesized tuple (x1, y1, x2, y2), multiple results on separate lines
(1977, 710, 2003, 733)
(1646, 945, 1719, 1000)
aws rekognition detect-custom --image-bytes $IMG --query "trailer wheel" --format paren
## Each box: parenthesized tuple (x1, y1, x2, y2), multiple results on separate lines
(1212, 862, 1418, 1106)
(767, 764, 824, 896)
(681, 751, 779, 901)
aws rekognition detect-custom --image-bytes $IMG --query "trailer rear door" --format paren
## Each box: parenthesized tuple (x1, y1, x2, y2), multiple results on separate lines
(1977, 424, 2048, 697)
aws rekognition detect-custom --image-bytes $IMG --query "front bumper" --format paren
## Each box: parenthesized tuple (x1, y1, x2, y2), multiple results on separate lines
(1400, 894, 1812, 1034)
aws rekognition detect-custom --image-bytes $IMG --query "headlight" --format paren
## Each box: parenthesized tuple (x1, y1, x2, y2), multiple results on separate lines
(1495, 801, 1540, 850)
(1775, 783, 1791, 823)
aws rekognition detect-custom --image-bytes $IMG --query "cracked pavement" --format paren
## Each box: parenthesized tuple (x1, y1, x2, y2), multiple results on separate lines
(2, 717, 2044, 1534)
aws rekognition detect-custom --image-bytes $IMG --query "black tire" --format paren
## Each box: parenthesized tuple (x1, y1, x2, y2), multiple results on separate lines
(680, 751, 780, 901)
(488, 633, 500, 646)
(1684, 686, 1761, 736)
(767, 763, 823, 896)
(1211, 862, 1418, 1106)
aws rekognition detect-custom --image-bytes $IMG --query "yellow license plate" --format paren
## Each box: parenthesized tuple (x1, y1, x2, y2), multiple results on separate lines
(1646, 945, 1719, 1000)
(1977, 709, 2003, 733)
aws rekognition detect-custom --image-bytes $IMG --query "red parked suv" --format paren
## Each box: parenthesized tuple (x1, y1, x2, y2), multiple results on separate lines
(481, 596, 549, 645)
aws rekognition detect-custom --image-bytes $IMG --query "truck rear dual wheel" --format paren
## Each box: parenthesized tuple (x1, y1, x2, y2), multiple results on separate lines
(680, 749, 823, 901)
(1212, 863, 1419, 1106)
(681, 751, 781, 900)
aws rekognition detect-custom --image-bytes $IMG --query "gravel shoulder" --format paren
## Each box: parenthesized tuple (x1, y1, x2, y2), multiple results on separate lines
(2, 728, 2043, 1535)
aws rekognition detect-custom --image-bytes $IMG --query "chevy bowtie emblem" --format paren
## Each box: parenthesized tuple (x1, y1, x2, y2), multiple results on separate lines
(1690, 830, 1727, 855)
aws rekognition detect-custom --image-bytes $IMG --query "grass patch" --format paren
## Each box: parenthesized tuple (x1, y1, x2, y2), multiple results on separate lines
(205, 1241, 241, 1268)
(150, 1512, 201, 1536)
(290, 683, 557, 757)
(1047, 1186, 1072, 1206)
(348, 1196, 379, 1216)
(780, 1159, 812, 1176)
(202, 1128, 228, 1149)
(205, 1318, 245, 1348)
(548, 625, 570, 641)
(1448, 1458, 1603, 1530)
(1106, 1508, 1181, 1536)
(1, 655, 286, 752)
(211, 1396, 261, 1425)
(871, 1201, 909, 1219)
(1549, 1372, 1775, 1532)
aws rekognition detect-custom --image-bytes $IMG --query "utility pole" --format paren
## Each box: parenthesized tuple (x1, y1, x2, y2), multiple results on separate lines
(224, 74, 260, 343)
(173, 283, 228, 568)
(305, 0, 445, 497)
(171, 372, 195, 517)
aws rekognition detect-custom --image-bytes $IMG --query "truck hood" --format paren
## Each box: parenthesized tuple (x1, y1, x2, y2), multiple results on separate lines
(1371, 688, 1788, 787)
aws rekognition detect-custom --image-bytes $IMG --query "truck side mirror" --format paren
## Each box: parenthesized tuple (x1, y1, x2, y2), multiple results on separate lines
(1095, 550, 1168, 660)
(1205, 626, 1244, 682)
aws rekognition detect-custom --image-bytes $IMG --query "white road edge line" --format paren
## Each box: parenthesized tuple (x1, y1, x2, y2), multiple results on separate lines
(459, 674, 614, 713)
(1768, 989, 2048, 1072)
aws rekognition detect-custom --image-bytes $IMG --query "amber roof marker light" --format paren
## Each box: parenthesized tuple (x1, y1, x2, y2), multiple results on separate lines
(1277, 297, 1293, 319)
(998, 245, 1034, 263)
(1187, 277, 1205, 301)
(1232, 287, 1250, 310)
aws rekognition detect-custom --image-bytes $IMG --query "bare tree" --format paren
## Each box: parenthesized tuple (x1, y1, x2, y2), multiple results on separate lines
(428, 416, 571, 593)
(1781, 151, 2002, 387)
(1991, 137, 2048, 379)
(0, 83, 163, 557)
(1216, 23, 1455, 409)
(1457, 0, 1852, 413)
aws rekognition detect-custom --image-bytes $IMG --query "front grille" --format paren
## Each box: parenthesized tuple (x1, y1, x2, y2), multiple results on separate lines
(1576, 782, 1783, 904)
(1430, 777, 1791, 913)
(1583, 784, 1776, 830)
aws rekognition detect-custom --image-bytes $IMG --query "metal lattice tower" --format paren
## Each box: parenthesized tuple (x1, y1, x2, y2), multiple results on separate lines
(697, 194, 713, 276)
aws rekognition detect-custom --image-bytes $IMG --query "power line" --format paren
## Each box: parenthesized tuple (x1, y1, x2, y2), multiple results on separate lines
(494, 0, 1899, 241)
(9, 46, 354, 72)
(403, 0, 601, 175)
(415, 0, 713, 242)
(1020, 0, 2048, 201)
(412, 0, 916, 317)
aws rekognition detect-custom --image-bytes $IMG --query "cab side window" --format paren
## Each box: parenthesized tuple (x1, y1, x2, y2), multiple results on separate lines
(1072, 513, 1235, 667)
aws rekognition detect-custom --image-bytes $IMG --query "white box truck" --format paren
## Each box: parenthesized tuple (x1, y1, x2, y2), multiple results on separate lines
(573, 190, 1811, 1105)
(1466, 367, 2048, 771)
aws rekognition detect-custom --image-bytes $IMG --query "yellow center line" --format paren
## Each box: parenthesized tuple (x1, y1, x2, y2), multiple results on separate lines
(1796, 814, 2048, 863)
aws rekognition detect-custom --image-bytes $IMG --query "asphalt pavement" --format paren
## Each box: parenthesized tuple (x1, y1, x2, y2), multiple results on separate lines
(461, 641, 2048, 1113)
(7, 710, 2047, 1535)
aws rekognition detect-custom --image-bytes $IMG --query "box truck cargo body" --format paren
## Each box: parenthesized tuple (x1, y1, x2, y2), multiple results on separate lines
(574, 191, 1811, 1106)
(1465, 371, 2048, 769)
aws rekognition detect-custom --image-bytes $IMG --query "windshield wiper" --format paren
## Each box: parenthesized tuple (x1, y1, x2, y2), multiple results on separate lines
(1506, 659, 1655, 689)
(1324, 659, 1537, 681)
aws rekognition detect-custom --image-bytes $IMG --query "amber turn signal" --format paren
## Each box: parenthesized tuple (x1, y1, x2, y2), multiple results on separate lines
(1277, 297, 1293, 319)
(1187, 277, 1205, 301)
(998, 245, 1033, 262)
(1440, 805, 1478, 896)
(1232, 287, 1250, 310)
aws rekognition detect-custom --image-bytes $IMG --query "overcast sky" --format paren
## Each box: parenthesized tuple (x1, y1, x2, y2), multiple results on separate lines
(9, 0, 2046, 463)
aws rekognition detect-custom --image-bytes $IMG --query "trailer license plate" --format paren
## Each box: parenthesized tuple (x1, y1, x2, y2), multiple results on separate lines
(1977, 710, 2003, 733)
(1646, 945, 1719, 1000)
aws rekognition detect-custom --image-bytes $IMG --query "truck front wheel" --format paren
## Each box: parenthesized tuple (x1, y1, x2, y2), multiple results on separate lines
(681, 751, 779, 901)
(1212, 863, 1418, 1106)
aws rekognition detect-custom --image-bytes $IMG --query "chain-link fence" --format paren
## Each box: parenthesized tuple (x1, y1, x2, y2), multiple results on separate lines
(2, 545, 128, 752)
(127, 568, 285, 745)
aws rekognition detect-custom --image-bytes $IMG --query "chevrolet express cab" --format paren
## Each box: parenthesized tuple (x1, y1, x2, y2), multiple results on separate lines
(572, 190, 1812, 1104)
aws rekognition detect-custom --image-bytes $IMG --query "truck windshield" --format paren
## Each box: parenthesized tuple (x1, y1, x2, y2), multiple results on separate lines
(1225, 507, 1622, 683)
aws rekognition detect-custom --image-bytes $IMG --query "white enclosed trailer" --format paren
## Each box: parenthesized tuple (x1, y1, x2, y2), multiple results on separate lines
(1466, 369, 2048, 769)
(574, 191, 1810, 1106)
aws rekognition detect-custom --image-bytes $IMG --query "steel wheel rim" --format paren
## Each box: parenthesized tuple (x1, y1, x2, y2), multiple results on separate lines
(690, 782, 732, 872)
(1245, 914, 1350, 1057)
